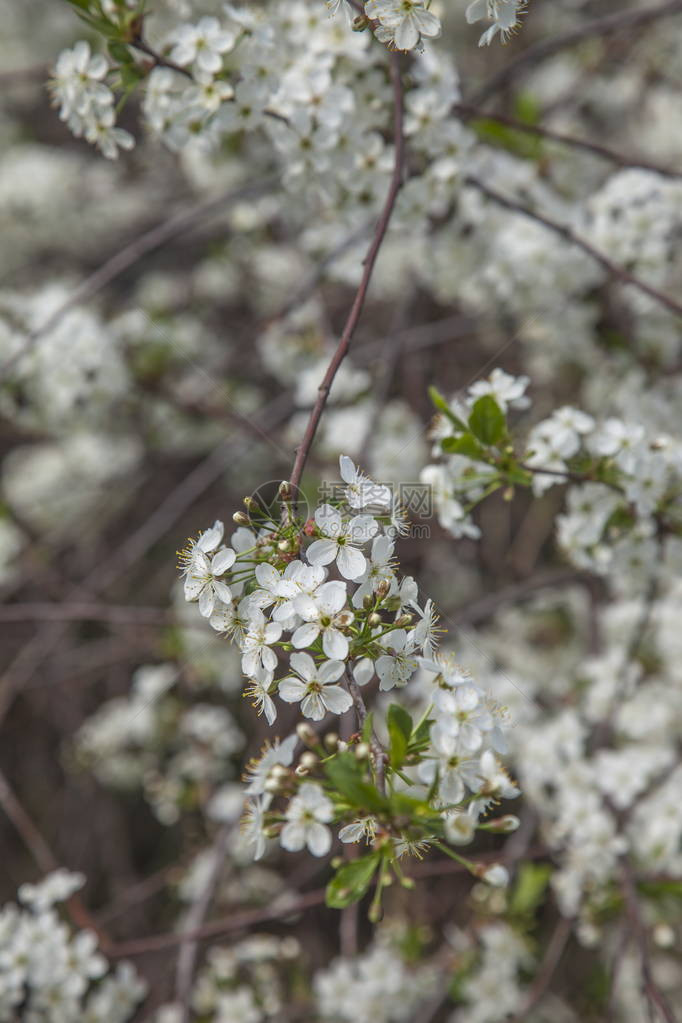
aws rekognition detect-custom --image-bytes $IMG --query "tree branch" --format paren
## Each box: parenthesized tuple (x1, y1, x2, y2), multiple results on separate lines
(621, 859, 679, 1023)
(454, 103, 681, 179)
(175, 824, 231, 1023)
(470, 0, 682, 106)
(288, 52, 405, 491)
(465, 176, 682, 321)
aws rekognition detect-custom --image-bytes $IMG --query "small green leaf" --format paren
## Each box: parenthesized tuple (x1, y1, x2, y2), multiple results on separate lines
(428, 385, 467, 432)
(324, 753, 387, 813)
(362, 710, 374, 745)
(513, 90, 541, 126)
(408, 716, 432, 755)
(108, 40, 133, 63)
(387, 704, 412, 770)
(638, 879, 682, 899)
(468, 395, 506, 446)
(326, 852, 381, 908)
(388, 704, 411, 738)
(441, 433, 487, 462)
(509, 862, 552, 916)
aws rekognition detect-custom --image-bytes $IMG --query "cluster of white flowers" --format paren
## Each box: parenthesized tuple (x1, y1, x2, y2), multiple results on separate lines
(424, 366, 682, 589)
(0, 870, 145, 1021)
(314, 931, 440, 1023)
(77, 662, 244, 824)
(178, 455, 517, 867)
(449, 923, 530, 1023)
(152, 933, 302, 1022)
(4, 0, 682, 1018)
(49, 40, 134, 158)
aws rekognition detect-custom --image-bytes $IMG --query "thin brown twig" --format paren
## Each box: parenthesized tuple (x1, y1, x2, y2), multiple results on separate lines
(110, 888, 329, 957)
(0, 603, 197, 626)
(175, 824, 231, 1023)
(0, 768, 112, 950)
(0, 395, 292, 723)
(469, 0, 682, 106)
(288, 52, 405, 492)
(454, 103, 681, 179)
(465, 176, 682, 321)
(109, 848, 542, 958)
(0, 177, 276, 381)
(621, 859, 679, 1023)
(510, 915, 574, 1022)
(129, 37, 194, 80)
(448, 568, 591, 628)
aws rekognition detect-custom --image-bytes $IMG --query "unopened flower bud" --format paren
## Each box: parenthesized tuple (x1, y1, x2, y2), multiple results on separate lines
(376, 580, 390, 599)
(355, 742, 370, 760)
(363, 594, 374, 610)
(352, 13, 369, 30)
(324, 732, 339, 752)
(270, 764, 290, 780)
(278, 481, 291, 499)
(296, 722, 317, 746)
(244, 496, 255, 509)
(395, 613, 412, 627)
(368, 612, 382, 627)
(300, 752, 318, 771)
(264, 778, 282, 794)
(295, 764, 309, 777)
(487, 815, 520, 833)
(653, 923, 675, 948)
(233, 511, 250, 525)
(337, 740, 348, 753)
(478, 863, 509, 887)
(278, 539, 291, 552)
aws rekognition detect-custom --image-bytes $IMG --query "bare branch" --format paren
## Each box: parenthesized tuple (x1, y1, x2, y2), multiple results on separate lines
(470, 0, 682, 106)
(0, 178, 276, 381)
(621, 859, 679, 1023)
(465, 176, 682, 321)
(288, 53, 405, 491)
(175, 824, 232, 1023)
(454, 103, 681, 179)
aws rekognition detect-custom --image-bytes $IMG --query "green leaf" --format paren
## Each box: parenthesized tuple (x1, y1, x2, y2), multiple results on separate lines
(108, 40, 133, 63)
(513, 90, 541, 126)
(324, 753, 387, 814)
(408, 716, 432, 756)
(326, 852, 381, 908)
(387, 704, 412, 770)
(441, 433, 487, 462)
(65, 0, 92, 9)
(638, 879, 682, 899)
(509, 862, 552, 917)
(361, 710, 374, 745)
(468, 395, 506, 447)
(428, 385, 467, 432)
